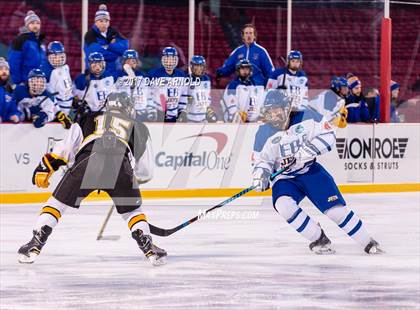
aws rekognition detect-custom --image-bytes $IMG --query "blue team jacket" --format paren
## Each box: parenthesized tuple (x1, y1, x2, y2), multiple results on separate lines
(345, 94, 370, 123)
(216, 42, 274, 84)
(84, 25, 129, 75)
(8, 31, 46, 84)
(0, 83, 20, 121)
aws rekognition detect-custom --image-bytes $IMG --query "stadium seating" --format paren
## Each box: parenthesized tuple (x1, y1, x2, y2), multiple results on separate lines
(0, 1, 417, 102)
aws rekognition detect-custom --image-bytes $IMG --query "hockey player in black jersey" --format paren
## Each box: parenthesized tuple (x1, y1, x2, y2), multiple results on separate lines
(18, 92, 167, 266)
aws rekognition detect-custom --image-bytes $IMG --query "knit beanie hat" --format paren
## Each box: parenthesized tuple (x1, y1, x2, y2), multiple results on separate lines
(95, 4, 111, 22)
(24, 10, 41, 27)
(0, 57, 9, 69)
(390, 80, 400, 92)
(348, 76, 361, 90)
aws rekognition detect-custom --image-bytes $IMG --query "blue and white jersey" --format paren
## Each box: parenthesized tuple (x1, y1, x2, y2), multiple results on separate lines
(73, 71, 114, 112)
(14, 85, 56, 122)
(222, 77, 265, 122)
(253, 107, 336, 184)
(114, 69, 157, 116)
(180, 74, 211, 122)
(308, 89, 345, 123)
(266, 68, 309, 109)
(43, 62, 73, 115)
(148, 67, 188, 120)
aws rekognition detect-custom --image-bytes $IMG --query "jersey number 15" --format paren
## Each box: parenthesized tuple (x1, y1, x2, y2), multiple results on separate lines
(94, 114, 132, 142)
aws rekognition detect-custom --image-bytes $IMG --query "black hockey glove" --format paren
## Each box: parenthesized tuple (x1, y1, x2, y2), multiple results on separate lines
(206, 107, 217, 123)
(177, 111, 188, 123)
(32, 154, 67, 188)
(56, 111, 72, 129)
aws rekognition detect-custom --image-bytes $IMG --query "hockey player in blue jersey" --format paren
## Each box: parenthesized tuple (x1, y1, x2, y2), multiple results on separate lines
(42, 41, 74, 118)
(178, 55, 216, 123)
(73, 52, 114, 121)
(222, 59, 265, 123)
(216, 24, 274, 85)
(252, 90, 383, 254)
(14, 69, 56, 128)
(114, 49, 158, 122)
(148, 47, 188, 122)
(0, 58, 20, 123)
(267, 50, 309, 110)
(309, 76, 349, 128)
(83, 4, 129, 76)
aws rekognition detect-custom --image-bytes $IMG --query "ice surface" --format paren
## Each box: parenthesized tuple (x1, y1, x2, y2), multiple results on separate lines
(1, 192, 419, 309)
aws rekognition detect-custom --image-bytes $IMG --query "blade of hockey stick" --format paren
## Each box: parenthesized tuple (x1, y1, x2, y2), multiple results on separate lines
(98, 235, 121, 241)
(149, 167, 287, 237)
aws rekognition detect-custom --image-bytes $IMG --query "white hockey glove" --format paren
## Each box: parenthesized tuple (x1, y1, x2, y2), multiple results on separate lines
(252, 167, 271, 192)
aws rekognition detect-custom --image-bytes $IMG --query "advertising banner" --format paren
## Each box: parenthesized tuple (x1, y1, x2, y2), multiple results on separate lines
(0, 123, 419, 194)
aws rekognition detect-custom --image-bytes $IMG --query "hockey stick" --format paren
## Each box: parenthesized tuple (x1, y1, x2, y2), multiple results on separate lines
(148, 167, 287, 237)
(96, 205, 121, 241)
(80, 72, 92, 104)
(70, 73, 91, 123)
(123, 63, 137, 94)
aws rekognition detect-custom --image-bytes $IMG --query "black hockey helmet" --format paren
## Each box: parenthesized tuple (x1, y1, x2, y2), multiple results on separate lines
(105, 92, 135, 119)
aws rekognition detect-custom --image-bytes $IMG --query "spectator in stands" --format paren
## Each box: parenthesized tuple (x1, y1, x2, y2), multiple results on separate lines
(0, 58, 20, 123)
(345, 76, 370, 123)
(8, 10, 46, 85)
(221, 59, 265, 123)
(216, 24, 274, 86)
(364, 87, 380, 123)
(363, 82, 401, 123)
(390, 80, 401, 123)
(84, 4, 129, 76)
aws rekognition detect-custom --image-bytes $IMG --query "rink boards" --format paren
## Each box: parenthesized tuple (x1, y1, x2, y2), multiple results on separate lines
(0, 123, 419, 203)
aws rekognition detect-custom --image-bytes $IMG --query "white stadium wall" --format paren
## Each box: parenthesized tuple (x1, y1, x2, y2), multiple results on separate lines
(0, 123, 419, 203)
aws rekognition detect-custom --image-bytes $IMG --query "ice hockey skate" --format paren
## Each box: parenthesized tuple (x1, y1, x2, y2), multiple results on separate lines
(132, 229, 167, 266)
(309, 229, 336, 255)
(18, 225, 52, 264)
